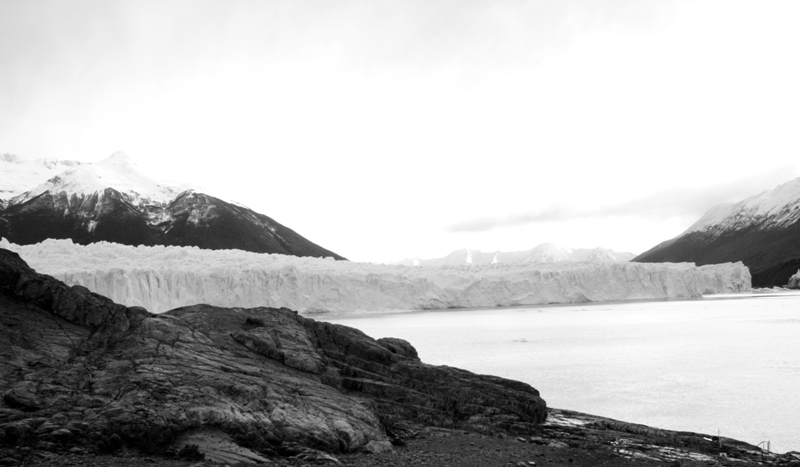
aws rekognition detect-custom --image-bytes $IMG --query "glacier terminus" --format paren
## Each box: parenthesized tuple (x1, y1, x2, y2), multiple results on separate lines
(2, 238, 751, 314)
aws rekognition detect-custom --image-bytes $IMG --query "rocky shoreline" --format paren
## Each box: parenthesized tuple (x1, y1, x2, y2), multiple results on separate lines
(1, 247, 797, 466)
(9, 410, 800, 467)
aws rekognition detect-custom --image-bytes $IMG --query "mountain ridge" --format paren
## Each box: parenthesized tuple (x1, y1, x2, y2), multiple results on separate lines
(634, 177, 800, 287)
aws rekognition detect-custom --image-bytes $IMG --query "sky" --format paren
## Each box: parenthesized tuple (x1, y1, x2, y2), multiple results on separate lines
(2, 0, 799, 263)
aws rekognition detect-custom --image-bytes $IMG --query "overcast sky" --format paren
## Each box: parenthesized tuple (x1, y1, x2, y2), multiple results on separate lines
(2, 0, 799, 262)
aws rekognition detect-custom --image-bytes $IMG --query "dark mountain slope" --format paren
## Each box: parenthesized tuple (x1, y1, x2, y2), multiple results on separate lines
(0, 189, 344, 260)
(159, 191, 342, 258)
(0, 188, 158, 246)
(635, 225, 800, 287)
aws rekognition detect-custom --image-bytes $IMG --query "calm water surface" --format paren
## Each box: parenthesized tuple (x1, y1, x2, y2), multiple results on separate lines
(320, 292, 800, 453)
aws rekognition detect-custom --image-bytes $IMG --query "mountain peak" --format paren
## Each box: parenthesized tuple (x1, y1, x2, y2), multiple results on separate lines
(94, 151, 139, 174)
(98, 150, 132, 164)
(1, 153, 21, 163)
(10, 151, 183, 206)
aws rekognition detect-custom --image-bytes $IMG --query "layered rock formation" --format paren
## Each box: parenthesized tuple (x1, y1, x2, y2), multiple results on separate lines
(0, 248, 546, 462)
(1, 239, 752, 314)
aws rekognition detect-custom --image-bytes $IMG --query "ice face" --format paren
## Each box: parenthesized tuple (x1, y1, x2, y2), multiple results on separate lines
(1, 238, 752, 314)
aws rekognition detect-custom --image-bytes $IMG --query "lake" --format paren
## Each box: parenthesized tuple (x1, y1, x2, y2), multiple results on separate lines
(319, 291, 800, 453)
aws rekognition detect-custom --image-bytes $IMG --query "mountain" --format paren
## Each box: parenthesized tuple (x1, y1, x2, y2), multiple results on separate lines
(0, 151, 345, 259)
(634, 177, 800, 287)
(395, 243, 636, 267)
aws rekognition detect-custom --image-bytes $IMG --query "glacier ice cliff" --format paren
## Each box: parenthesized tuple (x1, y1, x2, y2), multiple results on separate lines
(1, 238, 752, 314)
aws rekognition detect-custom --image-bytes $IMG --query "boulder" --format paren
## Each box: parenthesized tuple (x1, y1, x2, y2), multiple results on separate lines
(787, 269, 800, 289)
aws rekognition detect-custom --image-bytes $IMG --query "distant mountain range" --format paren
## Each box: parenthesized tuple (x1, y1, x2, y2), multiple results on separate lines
(0, 151, 345, 260)
(634, 178, 800, 287)
(394, 243, 636, 267)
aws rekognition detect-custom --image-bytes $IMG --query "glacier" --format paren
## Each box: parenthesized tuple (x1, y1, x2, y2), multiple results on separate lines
(1, 238, 751, 314)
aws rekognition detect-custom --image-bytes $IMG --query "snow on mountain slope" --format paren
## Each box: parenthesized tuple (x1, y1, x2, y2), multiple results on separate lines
(396, 243, 636, 267)
(685, 178, 800, 234)
(1, 238, 751, 314)
(522, 243, 574, 262)
(0, 152, 84, 202)
(9, 151, 194, 207)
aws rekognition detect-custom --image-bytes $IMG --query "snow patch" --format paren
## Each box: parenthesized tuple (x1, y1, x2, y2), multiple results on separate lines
(0, 153, 85, 200)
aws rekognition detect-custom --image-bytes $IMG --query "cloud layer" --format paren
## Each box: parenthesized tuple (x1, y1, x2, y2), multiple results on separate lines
(447, 169, 795, 233)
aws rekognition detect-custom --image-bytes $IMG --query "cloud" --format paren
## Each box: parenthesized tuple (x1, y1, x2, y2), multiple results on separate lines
(0, 1, 671, 115)
(446, 168, 797, 233)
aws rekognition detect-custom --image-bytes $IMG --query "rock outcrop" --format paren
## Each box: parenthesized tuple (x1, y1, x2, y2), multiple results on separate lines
(788, 269, 800, 289)
(0, 248, 546, 463)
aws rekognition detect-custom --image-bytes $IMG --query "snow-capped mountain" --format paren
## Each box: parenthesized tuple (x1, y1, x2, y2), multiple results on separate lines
(9, 151, 193, 207)
(0, 152, 84, 208)
(394, 243, 636, 267)
(0, 151, 345, 260)
(634, 177, 800, 286)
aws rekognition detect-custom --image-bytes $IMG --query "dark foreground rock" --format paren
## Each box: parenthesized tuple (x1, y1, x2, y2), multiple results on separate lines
(17, 414, 800, 467)
(0, 248, 546, 464)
